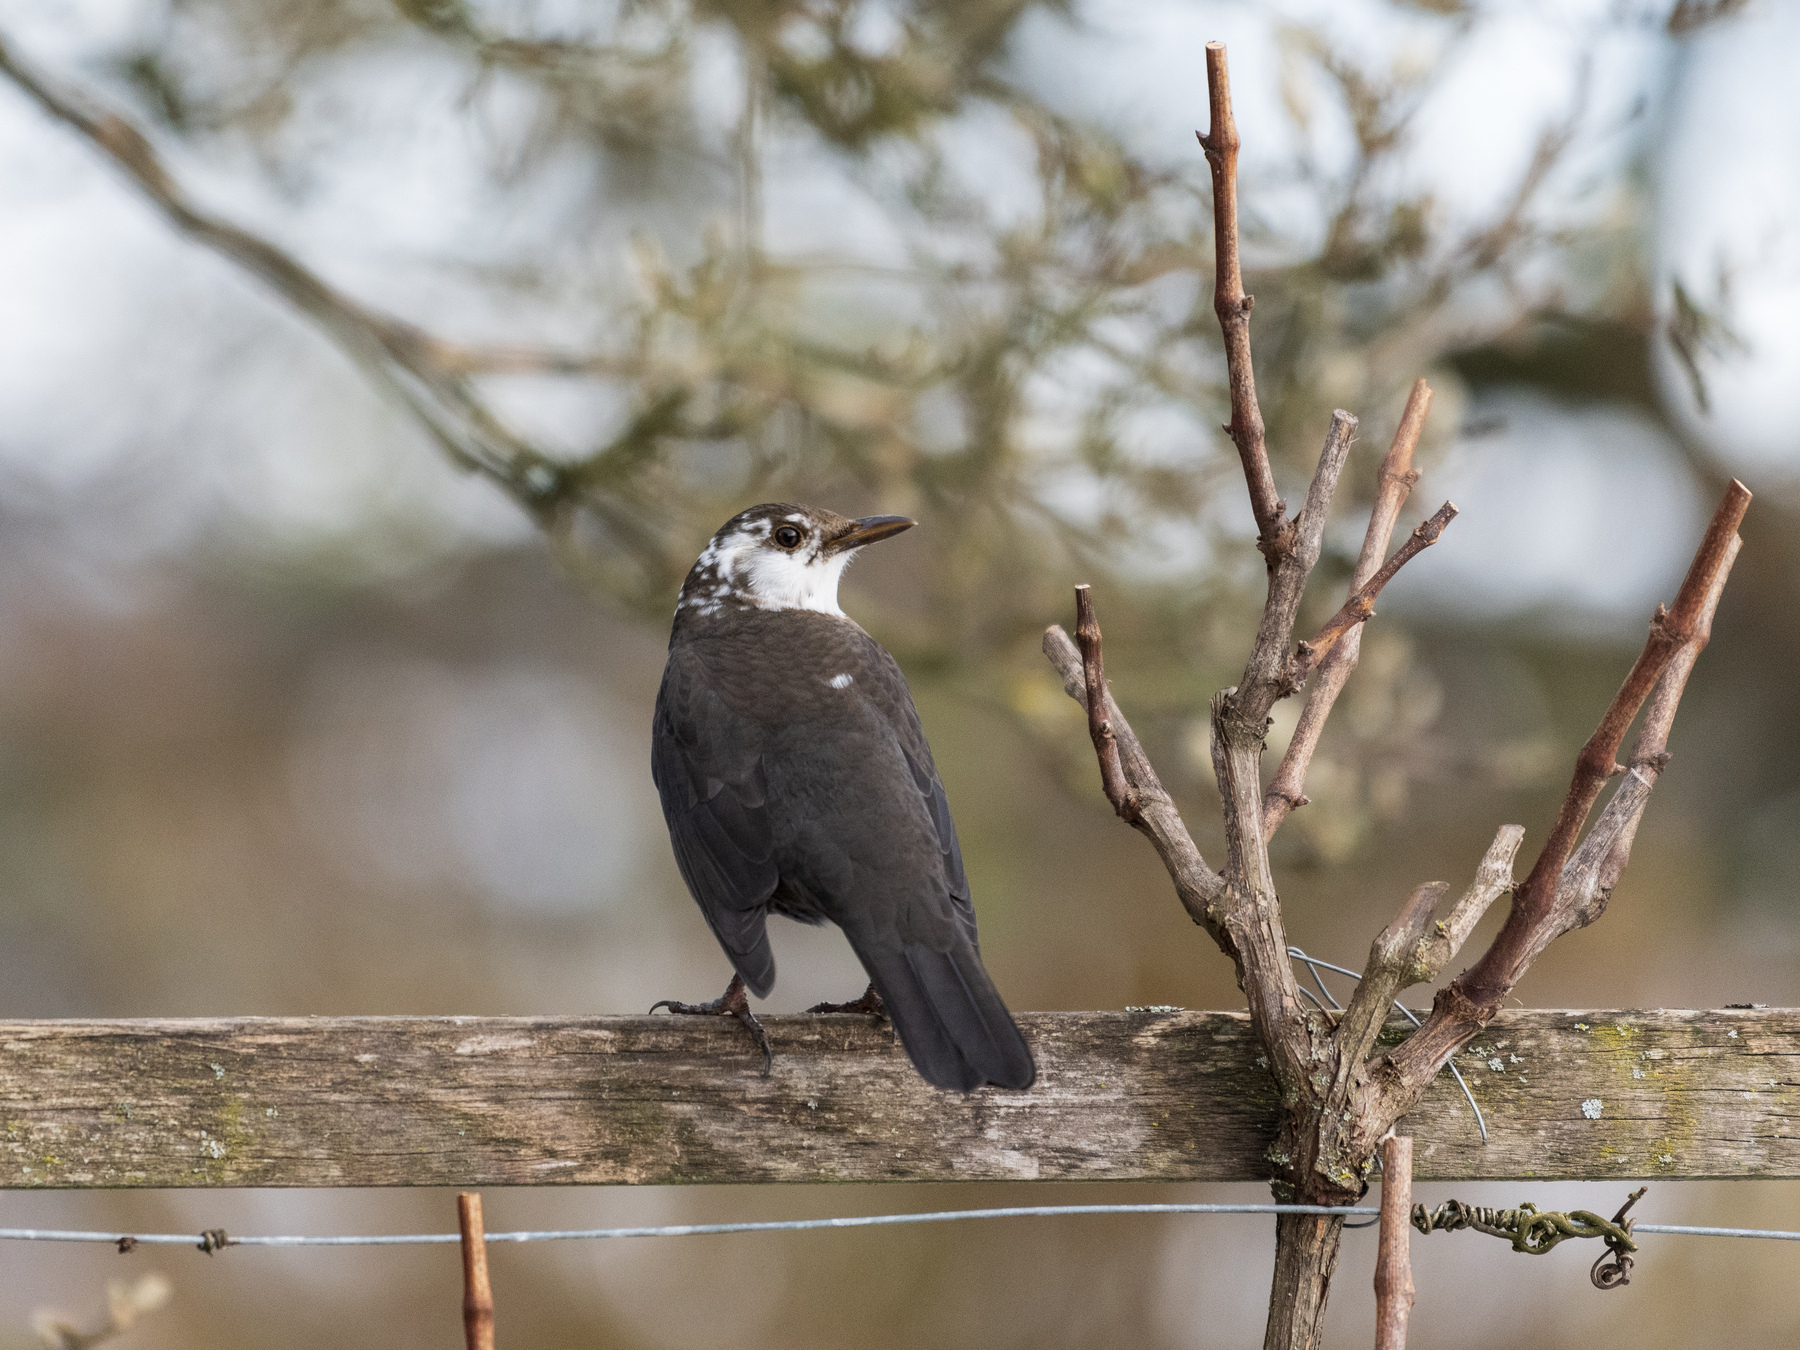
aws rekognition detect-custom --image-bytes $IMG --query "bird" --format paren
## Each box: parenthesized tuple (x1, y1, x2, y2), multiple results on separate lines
(649, 503, 1036, 1092)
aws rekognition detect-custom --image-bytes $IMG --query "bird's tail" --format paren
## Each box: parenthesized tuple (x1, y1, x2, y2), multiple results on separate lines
(848, 937, 1036, 1091)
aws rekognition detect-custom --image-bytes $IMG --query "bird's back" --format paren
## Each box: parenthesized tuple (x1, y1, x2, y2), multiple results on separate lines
(654, 607, 1033, 1090)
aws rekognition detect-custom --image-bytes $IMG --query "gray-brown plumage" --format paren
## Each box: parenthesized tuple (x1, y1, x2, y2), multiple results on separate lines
(650, 503, 1035, 1091)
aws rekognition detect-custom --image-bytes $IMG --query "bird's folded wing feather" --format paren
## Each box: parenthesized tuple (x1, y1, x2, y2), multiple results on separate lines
(651, 647, 780, 994)
(854, 638, 979, 947)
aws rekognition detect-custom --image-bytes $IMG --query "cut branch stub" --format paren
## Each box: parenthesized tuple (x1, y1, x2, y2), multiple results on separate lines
(1336, 881, 1448, 1069)
(1407, 824, 1525, 987)
(1074, 584, 1138, 822)
(1374, 1136, 1417, 1350)
(1200, 41, 1286, 563)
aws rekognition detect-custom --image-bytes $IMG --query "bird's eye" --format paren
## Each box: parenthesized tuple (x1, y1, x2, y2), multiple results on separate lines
(774, 526, 803, 549)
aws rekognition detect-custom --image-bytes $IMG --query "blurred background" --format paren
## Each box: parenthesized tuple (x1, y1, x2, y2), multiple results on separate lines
(1, 0, 1797, 1345)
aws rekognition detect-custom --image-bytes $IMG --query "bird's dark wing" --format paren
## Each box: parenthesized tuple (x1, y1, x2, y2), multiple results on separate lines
(852, 638, 978, 947)
(651, 645, 780, 997)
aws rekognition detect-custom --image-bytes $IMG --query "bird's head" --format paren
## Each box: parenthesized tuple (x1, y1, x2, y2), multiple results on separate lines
(676, 503, 915, 620)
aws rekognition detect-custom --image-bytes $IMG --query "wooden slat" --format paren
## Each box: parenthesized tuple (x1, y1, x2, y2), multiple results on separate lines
(2, 1009, 1795, 1188)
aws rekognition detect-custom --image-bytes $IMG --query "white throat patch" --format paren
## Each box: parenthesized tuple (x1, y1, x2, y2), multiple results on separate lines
(738, 541, 851, 615)
(679, 517, 853, 618)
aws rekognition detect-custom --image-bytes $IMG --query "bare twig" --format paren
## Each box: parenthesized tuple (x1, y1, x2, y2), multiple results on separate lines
(1043, 623, 1230, 944)
(1265, 379, 1433, 836)
(1199, 41, 1286, 562)
(1456, 478, 1751, 1015)
(1233, 410, 1358, 730)
(459, 1193, 496, 1350)
(1074, 585, 1137, 822)
(1287, 500, 1457, 690)
(1374, 1136, 1416, 1350)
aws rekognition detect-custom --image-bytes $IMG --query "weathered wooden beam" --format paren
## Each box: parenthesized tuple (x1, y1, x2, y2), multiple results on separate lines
(3, 1010, 1794, 1188)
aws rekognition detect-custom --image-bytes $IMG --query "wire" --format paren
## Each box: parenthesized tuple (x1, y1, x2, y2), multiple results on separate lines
(0, 1205, 1380, 1248)
(1, 1210, 1796, 1249)
(1636, 1225, 1800, 1242)
(1287, 946, 1489, 1143)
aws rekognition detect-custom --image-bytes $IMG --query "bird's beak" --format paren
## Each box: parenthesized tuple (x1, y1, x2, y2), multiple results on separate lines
(826, 515, 916, 553)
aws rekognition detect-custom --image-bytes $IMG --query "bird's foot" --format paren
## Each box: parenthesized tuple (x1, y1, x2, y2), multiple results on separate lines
(650, 973, 773, 1076)
(806, 983, 886, 1019)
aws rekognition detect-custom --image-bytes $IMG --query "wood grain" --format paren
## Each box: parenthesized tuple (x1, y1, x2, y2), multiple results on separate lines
(2, 1009, 1794, 1188)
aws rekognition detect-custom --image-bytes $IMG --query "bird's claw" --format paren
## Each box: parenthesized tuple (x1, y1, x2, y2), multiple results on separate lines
(806, 984, 887, 1019)
(649, 974, 774, 1076)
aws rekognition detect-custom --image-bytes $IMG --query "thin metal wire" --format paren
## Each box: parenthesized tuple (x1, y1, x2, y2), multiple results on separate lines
(1302, 955, 1343, 1011)
(1636, 1225, 1800, 1242)
(1, 1211, 1795, 1249)
(1287, 946, 1489, 1143)
(1294, 984, 1331, 1015)
(0, 1205, 1380, 1247)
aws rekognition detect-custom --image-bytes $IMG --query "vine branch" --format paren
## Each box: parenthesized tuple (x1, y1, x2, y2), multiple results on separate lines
(1264, 380, 1435, 835)
(1200, 41, 1286, 563)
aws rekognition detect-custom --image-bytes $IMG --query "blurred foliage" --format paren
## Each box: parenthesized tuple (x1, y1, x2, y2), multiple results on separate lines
(80, 0, 1653, 656)
(8, 0, 1705, 871)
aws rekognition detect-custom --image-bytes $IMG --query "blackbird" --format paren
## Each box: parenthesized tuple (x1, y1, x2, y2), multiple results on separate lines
(649, 503, 1036, 1091)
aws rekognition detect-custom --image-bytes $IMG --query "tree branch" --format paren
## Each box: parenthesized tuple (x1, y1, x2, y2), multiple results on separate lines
(1287, 499, 1457, 691)
(0, 32, 570, 516)
(1265, 380, 1433, 835)
(1367, 480, 1751, 1140)
(1373, 1136, 1416, 1350)
(1043, 622, 1230, 948)
(1074, 584, 1138, 822)
(1454, 478, 1752, 1015)
(1200, 41, 1286, 562)
(1197, 413, 1358, 1099)
(1232, 410, 1359, 730)
(1407, 824, 1526, 986)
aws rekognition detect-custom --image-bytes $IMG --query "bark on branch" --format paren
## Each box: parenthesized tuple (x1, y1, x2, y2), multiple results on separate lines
(1043, 623, 1230, 948)
(1373, 1136, 1416, 1350)
(1232, 410, 1359, 730)
(1264, 379, 1434, 837)
(1200, 41, 1286, 563)
(1074, 585, 1138, 823)
(1287, 499, 1457, 690)
(1450, 478, 1750, 1016)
